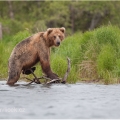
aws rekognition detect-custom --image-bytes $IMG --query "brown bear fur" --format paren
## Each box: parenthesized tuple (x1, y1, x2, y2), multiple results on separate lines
(7, 27, 65, 85)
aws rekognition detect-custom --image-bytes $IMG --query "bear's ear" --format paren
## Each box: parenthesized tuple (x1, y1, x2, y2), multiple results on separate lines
(40, 32, 44, 37)
(47, 28, 53, 35)
(59, 27, 65, 33)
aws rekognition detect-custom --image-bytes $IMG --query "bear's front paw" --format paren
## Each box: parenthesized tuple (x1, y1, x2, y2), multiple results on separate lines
(47, 73, 59, 80)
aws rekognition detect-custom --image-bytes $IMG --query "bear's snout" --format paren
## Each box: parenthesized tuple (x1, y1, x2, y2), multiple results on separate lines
(56, 41, 60, 46)
(55, 36, 61, 46)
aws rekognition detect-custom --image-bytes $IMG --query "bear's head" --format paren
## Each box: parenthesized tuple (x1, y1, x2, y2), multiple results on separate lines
(45, 27, 65, 47)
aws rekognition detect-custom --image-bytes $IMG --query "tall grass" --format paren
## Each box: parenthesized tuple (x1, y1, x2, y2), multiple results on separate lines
(79, 25, 120, 84)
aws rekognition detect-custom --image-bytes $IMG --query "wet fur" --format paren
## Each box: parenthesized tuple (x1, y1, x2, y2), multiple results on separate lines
(7, 28, 65, 85)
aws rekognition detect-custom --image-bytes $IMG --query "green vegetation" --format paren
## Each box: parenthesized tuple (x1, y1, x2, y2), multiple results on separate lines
(1, 1, 120, 37)
(79, 25, 120, 84)
(1, 25, 120, 84)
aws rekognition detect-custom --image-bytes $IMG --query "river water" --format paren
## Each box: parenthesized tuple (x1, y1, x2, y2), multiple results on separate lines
(0, 80, 120, 119)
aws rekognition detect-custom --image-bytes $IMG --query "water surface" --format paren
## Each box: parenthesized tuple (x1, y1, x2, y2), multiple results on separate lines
(0, 80, 120, 119)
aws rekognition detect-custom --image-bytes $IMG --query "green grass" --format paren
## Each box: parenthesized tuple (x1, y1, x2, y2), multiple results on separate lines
(1, 25, 120, 84)
(79, 25, 120, 84)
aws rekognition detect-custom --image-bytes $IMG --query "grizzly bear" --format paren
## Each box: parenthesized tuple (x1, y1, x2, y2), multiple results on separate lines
(7, 27, 65, 85)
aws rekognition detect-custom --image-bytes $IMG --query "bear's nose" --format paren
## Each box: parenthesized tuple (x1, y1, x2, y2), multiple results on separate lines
(57, 41, 60, 46)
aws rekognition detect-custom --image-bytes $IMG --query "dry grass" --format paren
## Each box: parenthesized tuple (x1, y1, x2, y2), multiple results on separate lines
(78, 60, 98, 80)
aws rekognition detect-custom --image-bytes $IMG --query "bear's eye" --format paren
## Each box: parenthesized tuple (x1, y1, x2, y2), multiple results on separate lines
(59, 35, 61, 38)
(54, 36, 56, 39)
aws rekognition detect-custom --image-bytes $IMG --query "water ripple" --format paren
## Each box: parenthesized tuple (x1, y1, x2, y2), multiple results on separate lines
(0, 80, 120, 119)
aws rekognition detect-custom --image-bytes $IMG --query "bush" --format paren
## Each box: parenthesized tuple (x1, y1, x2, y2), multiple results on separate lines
(97, 44, 116, 84)
(79, 25, 120, 84)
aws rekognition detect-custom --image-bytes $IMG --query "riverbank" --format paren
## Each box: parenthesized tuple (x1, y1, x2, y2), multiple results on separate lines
(1, 25, 120, 84)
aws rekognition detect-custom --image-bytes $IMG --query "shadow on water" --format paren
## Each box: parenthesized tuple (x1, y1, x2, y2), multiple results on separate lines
(0, 80, 120, 119)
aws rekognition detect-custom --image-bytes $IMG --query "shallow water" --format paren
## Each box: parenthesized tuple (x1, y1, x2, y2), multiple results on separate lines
(0, 80, 120, 119)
